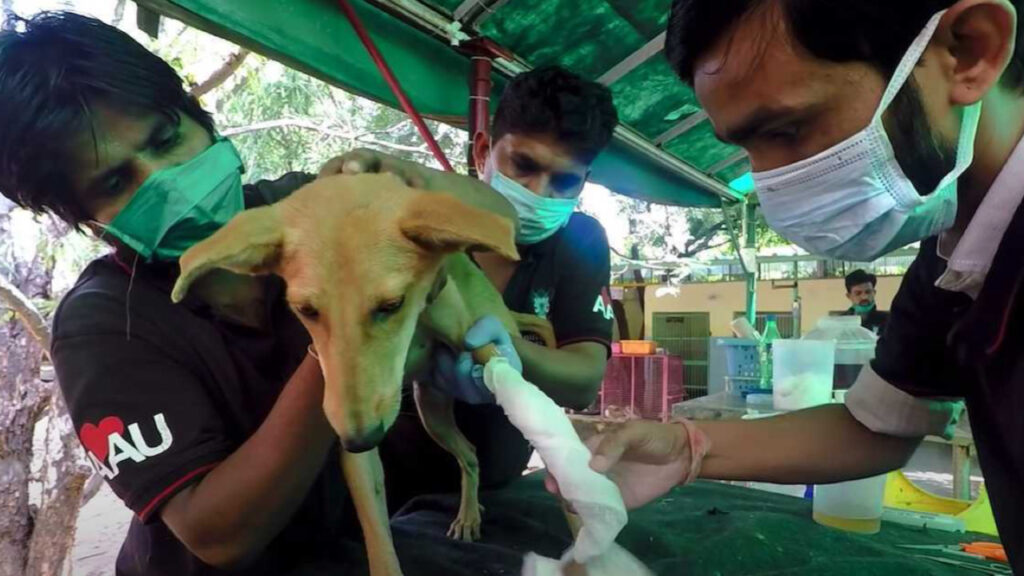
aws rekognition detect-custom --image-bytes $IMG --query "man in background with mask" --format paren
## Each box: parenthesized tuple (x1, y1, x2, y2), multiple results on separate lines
(546, 1, 1024, 571)
(842, 269, 890, 334)
(0, 12, 517, 575)
(380, 65, 618, 508)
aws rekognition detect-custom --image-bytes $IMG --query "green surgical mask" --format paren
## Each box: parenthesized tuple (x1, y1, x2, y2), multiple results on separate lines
(102, 139, 245, 261)
(853, 303, 874, 315)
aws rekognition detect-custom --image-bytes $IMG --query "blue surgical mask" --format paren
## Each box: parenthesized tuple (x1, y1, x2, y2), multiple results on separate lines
(753, 10, 980, 261)
(102, 139, 245, 261)
(488, 163, 578, 245)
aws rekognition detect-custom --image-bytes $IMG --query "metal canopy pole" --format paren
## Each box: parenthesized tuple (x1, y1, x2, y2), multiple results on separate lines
(597, 31, 666, 86)
(743, 199, 758, 325)
(706, 149, 748, 176)
(454, 0, 513, 27)
(653, 110, 707, 147)
(467, 55, 493, 176)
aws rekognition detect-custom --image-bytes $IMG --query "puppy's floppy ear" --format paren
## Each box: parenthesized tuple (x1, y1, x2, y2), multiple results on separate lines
(171, 205, 284, 303)
(399, 193, 520, 261)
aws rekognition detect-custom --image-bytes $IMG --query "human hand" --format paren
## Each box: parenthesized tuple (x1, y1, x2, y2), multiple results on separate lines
(318, 148, 432, 188)
(430, 315, 522, 404)
(320, 149, 519, 226)
(545, 419, 710, 510)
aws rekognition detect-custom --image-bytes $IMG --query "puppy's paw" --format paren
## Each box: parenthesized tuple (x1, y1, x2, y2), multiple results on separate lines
(447, 504, 484, 541)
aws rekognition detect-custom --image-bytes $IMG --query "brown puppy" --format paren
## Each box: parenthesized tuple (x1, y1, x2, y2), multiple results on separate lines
(171, 173, 533, 576)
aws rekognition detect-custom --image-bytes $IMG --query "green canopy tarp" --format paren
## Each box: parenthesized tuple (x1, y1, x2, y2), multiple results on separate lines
(136, 0, 750, 207)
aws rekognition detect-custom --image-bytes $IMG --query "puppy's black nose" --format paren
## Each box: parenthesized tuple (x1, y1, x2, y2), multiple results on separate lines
(342, 424, 387, 453)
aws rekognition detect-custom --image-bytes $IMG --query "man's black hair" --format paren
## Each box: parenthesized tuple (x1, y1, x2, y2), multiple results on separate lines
(493, 65, 619, 164)
(0, 11, 215, 227)
(845, 269, 877, 292)
(666, 0, 1024, 92)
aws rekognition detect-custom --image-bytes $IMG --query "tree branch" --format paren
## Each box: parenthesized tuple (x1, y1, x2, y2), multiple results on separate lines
(221, 118, 433, 155)
(679, 238, 730, 258)
(0, 271, 51, 353)
(221, 118, 338, 137)
(678, 220, 728, 258)
(190, 48, 250, 98)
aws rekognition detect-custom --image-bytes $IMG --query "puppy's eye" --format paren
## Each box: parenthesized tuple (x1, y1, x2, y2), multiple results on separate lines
(374, 297, 405, 319)
(294, 303, 320, 320)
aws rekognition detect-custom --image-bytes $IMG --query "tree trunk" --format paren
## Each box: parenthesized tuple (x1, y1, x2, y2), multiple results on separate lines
(0, 201, 81, 576)
(0, 273, 51, 353)
(25, 400, 90, 576)
(629, 245, 646, 340)
(0, 308, 46, 576)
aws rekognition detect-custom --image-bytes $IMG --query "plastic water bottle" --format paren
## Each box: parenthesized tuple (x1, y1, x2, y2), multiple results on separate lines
(760, 315, 781, 389)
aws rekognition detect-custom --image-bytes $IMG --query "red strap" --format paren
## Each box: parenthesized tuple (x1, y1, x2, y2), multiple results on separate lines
(337, 0, 455, 173)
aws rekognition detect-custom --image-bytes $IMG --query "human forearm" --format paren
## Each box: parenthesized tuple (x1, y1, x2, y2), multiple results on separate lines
(162, 354, 336, 567)
(514, 339, 606, 410)
(698, 404, 921, 484)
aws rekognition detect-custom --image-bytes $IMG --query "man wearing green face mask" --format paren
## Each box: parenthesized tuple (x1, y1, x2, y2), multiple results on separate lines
(841, 269, 890, 335)
(0, 12, 519, 576)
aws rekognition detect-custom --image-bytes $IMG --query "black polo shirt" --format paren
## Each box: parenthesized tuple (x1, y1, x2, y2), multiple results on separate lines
(847, 213, 1024, 572)
(503, 212, 613, 352)
(52, 173, 355, 576)
(841, 305, 890, 335)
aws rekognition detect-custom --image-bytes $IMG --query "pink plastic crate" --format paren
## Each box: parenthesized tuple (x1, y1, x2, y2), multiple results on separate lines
(599, 353, 685, 421)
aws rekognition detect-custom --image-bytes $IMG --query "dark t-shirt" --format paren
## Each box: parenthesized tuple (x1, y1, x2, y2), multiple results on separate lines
(868, 233, 1024, 573)
(52, 173, 355, 576)
(504, 212, 614, 351)
(841, 305, 890, 335)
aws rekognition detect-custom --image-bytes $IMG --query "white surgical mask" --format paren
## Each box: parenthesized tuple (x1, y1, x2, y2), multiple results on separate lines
(488, 162, 578, 245)
(753, 10, 982, 261)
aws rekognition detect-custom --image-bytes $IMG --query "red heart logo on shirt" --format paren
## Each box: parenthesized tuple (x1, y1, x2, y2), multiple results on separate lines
(79, 416, 125, 462)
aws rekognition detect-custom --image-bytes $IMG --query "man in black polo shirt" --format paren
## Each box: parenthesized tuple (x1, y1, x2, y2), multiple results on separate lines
(379, 66, 616, 507)
(0, 12, 518, 575)
(841, 269, 890, 335)
(547, 2, 1024, 572)
(467, 66, 616, 404)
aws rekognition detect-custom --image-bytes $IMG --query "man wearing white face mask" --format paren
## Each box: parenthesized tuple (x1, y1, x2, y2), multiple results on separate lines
(543, 2, 1024, 571)
(379, 66, 619, 508)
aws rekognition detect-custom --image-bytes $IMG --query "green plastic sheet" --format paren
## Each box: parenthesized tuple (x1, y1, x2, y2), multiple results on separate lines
(140, 0, 745, 206)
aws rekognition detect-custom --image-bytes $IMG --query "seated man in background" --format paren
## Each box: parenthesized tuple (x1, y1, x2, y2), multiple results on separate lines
(380, 65, 619, 509)
(842, 269, 890, 335)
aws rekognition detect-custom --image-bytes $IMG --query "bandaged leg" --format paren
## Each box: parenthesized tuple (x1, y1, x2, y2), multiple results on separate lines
(482, 359, 653, 576)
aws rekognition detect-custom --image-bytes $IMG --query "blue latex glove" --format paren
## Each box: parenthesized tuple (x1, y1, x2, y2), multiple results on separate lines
(431, 315, 523, 404)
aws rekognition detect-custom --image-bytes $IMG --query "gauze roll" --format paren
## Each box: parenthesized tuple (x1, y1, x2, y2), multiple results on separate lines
(521, 543, 654, 576)
(483, 360, 653, 575)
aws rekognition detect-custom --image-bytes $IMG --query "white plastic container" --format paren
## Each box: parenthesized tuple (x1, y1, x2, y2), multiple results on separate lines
(804, 316, 877, 390)
(748, 482, 807, 498)
(745, 393, 775, 415)
(813, 474, 888, 534)
(771, 339, 835, 411)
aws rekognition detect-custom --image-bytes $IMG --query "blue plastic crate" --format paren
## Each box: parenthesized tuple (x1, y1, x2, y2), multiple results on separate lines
(719, 339, 767, 396)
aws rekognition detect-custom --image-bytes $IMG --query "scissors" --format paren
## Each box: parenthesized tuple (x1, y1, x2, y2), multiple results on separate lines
(912, 555, 1013, 575)
(899, 542, 1008, 563)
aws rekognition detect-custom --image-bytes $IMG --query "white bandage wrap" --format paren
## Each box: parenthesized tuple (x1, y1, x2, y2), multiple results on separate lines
(483, 359, 653, 576)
